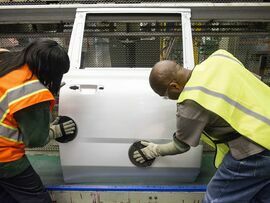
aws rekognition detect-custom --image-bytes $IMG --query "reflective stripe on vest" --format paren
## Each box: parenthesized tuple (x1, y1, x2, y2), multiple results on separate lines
(0, 65, 54, 162)
(183, 86, 270, 126)
(0, 80, 49, 141)
(178, 49, 270, 167)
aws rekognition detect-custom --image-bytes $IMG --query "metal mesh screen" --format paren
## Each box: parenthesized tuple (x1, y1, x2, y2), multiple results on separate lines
(81, 15, 183, 68)
(0, 23, 71, 51)
(80, 19, 270, 76)
(192, 21, 270, 85)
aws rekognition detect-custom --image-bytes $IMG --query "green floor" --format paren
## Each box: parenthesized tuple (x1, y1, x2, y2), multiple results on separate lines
(27, 152, 216, 187)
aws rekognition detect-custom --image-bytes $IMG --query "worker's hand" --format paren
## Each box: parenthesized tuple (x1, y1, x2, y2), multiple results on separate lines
(133, 141, 161, 163)
(49, 117, 76, 139)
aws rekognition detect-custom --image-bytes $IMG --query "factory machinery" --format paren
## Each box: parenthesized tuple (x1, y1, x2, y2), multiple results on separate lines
(0, 1, 270, 202)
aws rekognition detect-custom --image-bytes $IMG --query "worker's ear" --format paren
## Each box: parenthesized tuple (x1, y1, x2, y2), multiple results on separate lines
(169, 81, 181, 90)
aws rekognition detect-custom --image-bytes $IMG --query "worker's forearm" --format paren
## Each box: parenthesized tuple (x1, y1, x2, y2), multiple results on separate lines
(21, 117, 50, 148)
(24, 129, 50, 148)
(14, 102, 51, 148)
(157, 141, 190, 156)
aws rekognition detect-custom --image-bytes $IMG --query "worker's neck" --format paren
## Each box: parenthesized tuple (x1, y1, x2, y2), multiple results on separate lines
(181, 68, 192, 85)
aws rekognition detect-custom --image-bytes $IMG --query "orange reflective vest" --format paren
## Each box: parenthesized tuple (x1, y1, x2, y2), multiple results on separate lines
(0, 64, 55, 162)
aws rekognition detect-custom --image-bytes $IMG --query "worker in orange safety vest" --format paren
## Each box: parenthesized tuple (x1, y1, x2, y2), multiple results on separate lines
(0, 40, 76, 203)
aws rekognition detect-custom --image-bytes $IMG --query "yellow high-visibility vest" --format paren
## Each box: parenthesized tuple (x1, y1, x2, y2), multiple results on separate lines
(178, 49, 270, 168)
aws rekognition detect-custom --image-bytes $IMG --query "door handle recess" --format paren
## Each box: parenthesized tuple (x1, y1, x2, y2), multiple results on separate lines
(69, 84, 104, 94)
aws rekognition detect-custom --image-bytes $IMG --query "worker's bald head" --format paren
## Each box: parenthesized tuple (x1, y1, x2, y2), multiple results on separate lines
(149, 60, 181, 96)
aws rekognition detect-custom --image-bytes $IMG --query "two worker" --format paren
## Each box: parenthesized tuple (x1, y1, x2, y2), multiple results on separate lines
(2, 38, 269, 203)
(134, 50, 270, 202)
(0, 40, 76, 203)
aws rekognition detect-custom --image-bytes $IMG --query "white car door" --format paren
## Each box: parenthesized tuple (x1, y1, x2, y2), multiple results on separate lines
(59, 7, 203, 184)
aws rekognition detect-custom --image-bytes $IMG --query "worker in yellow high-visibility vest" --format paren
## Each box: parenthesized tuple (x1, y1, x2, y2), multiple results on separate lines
(133, 49, 270, 203)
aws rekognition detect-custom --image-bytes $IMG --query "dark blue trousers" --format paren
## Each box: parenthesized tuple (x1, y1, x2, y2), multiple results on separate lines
(0, 165, 52, 203)
(204, 150, 270, 203)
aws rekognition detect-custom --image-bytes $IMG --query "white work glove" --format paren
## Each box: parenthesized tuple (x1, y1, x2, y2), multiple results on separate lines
(133, 141, 188, 164)
(49, 117, 76, 139)
(133, 141, 161, 163)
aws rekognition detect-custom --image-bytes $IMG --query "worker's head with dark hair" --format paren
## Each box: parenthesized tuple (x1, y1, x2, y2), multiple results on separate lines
(24, 39, 70, 94)
(149, 60, 191, 100)
(0, 39, 70, 94)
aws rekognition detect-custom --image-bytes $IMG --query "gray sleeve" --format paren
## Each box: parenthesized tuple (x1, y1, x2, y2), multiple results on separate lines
(175, 100, 211, 147)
